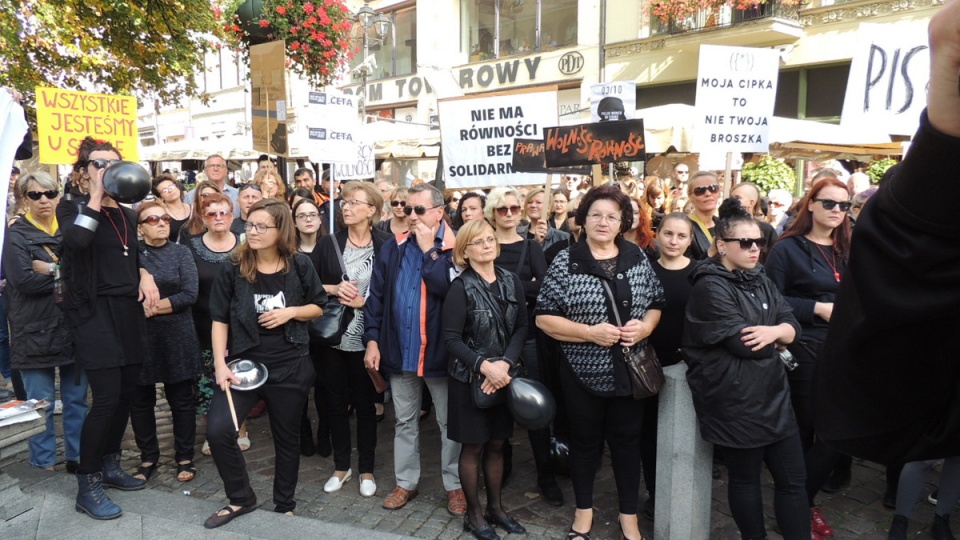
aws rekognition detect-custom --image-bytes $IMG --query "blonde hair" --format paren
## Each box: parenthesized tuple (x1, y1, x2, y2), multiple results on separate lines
(454, 219, 498, 268)
(484, 186, 522, 223)
(341, 181, 384, 226)
(253, 168, 287, 200)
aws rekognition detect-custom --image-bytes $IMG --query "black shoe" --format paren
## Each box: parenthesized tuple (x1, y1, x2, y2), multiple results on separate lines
(932, 513, 956, 540)
(75, 472, 122, 520)
(888, 514, 908, 540)
(464, 516, 501, 540)
(316, 429, 332, 458)
(204, 504, 259, 529)
(538, 477, 564, 506)
(822, 467, 852, 494)
(101, 453, 146, 491)
(643, 497, 655, 520)
(485, 511, 526, 534)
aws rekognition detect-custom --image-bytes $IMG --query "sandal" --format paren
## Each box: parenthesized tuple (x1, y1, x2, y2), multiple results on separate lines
(566, 528, 592, 540)
(237, 435, 251, 452)
(177, 460, 196, 482)
(201, 440, 212, 456)
(134, 462, 158, 481)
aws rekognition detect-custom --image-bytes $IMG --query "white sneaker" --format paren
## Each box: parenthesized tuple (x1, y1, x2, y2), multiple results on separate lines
(360, 477, 377, 497)
(323, 469, 352, 493)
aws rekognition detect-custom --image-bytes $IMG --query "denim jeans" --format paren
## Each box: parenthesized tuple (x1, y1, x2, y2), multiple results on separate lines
(20, 364, 89, 468)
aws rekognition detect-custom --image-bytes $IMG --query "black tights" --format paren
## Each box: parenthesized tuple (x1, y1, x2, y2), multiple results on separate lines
(78, 365, 139, 474)
(460, 439, 508, 525)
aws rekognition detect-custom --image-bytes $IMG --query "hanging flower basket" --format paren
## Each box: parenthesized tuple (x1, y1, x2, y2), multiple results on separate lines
(215, 0, 356, 88)
(651, 0, 801, 22)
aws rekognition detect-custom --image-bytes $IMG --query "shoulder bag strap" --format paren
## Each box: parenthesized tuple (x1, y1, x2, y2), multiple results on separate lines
(333, 234, 348, 279)
(515, 238, 529, 276)
(600, 279, 623, 327)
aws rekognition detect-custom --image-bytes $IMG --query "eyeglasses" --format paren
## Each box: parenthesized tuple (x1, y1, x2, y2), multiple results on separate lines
(494, 205, 522, 216)
(390, 200, 406, 207)
(814, 198, 852, 212)
(139, 214, 172, 225)
(25, 190, 59, 201)
(722, 237, 767, 250)
(769, 201, 785, 208)
(205, 210, 231, 220)
(403, 204, 442, 216)
(586, 213, 622, 224)
(467, 236, 496, 248)
(89, 158, 121, 170)
(244, 222, 278, 234)
(296, 212, 319, 221)
(692, 184, 720, 196)
(159, 185, 178, 194)
(205, 163, 226, 170)
(340, 199, 374, 209)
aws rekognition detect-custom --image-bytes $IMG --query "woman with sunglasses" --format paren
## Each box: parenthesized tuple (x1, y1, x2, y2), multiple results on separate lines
(764, 177, 853, 538)
(152, 173, 190, 241)
(375, 187, 411, 237)
(684, 198, 807, 540)
(204, 199, 326, 528)
(450, 191, 486, 231)
(314, 183, 390, 497)
(685, 171, 721, 260)
(292, 198, 331, 457)
(57, 142, 160, 520)
(129, 202, 201, 483)
(730, 182, 779, 264)
(3, 171, 87, 474)
(178, 180, 223, 244)
(183, 194, 244, 455)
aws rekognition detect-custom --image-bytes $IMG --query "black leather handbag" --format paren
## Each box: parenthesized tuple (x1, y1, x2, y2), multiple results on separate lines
(601, 280, 664, 400)
(472, 357, 521, 409)
(309, 237, 354, 346)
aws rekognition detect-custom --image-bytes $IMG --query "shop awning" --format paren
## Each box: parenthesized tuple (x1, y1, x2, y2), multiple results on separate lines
(140, 136, 267, 162)
(360, 120, 441, 160)
(767, 141, 905, 161)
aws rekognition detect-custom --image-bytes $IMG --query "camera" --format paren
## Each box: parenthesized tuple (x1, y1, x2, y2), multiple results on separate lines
(779, 349, 798, 371)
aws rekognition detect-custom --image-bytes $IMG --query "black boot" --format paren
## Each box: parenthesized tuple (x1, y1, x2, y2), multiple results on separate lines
(101, 452, 146, 491)
(75, 472, 122, 520)
(888, 515, 908, 540)
(932, 514, 956, 540)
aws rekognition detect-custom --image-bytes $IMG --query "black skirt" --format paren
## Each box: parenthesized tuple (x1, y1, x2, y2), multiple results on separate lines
(72, 296, 148, 371)
(447, 377, 514, 445)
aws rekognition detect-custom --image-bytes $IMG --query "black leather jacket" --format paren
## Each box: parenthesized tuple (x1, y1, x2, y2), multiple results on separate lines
(448, 267, 521, 383)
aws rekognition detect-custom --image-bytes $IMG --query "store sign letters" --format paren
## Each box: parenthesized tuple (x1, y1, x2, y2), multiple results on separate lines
(36, 87, 139, 164)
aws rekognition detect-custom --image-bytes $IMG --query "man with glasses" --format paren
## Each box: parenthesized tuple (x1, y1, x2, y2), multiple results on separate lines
(363, 184, 465, 516)
(231, 184, 264, 236)
(185, 155, 239, 217)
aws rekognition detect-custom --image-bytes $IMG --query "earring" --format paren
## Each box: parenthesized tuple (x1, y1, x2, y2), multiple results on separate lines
(719, 250, 725, 256)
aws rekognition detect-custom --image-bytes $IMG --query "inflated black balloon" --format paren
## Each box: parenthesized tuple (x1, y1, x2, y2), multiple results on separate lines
(508, 377, 556, 430)
(102, 161, 151, 204)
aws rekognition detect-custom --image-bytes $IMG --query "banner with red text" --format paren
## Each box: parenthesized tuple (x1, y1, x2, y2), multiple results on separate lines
(36, 87, 138, 164)
(543, 119, 645, 167)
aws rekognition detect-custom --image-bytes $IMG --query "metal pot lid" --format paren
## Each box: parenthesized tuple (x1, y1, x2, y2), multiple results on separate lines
(227, 359, 268, 391)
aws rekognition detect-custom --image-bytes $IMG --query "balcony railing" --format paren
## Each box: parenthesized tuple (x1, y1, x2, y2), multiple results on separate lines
(650, 0, 800, 36)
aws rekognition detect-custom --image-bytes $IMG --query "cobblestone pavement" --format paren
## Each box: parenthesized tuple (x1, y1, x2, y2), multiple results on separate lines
(12, 393, 959, 539)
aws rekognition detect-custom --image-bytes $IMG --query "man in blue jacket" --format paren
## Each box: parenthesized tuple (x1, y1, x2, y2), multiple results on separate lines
(363, 184, 465, 515)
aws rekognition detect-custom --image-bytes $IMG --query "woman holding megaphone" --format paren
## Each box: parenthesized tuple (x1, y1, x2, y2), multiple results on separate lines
(56, 137, 159, 521)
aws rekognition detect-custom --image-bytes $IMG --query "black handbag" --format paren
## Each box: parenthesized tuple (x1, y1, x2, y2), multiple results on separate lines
(309, 236, 355, 346)
(472, 357, 521, 409)
(600, 280, 664, 400)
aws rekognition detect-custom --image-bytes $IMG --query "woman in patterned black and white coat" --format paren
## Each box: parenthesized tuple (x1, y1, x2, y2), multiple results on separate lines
(536, 185, 665, 540)
(314, 181, 391, 498)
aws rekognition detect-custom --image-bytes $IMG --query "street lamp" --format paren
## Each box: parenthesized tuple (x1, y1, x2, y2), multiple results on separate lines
(353, 1, 391, 120)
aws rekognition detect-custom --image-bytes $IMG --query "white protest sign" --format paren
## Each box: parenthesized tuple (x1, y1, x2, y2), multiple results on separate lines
(334, 140, 376, 180)
(438, 88, 558, 189)
(694, 45, 779, 153)
(840, 22, 929, 136)
(296, 89, 361, 164)
(590, 82, 636, 122)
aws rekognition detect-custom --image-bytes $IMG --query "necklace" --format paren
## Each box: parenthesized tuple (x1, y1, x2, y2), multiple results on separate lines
(813, 242, 840, 282)
(347, 235, 372, 248)
(102, 208, 129, 257)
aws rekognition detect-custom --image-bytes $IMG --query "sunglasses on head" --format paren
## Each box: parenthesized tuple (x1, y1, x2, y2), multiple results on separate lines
(722, 237, 767, 250)
(26, 190, 59, 201)
(390, 200, 406, 207)
(495, 205, 522, 216)
(403, 204, 441, 216)
(88, 158, 121, 170)
(240, 183, 262, 192)
(692, 184, 720, 196)
(139, 214, 172, 225)
(814, 198, 852, 212)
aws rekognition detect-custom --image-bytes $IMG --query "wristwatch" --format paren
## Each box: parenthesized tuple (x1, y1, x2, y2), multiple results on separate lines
(48, 263, 55, 275)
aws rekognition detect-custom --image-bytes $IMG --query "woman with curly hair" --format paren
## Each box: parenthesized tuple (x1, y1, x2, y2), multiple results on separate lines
(253, 168, 287, 201)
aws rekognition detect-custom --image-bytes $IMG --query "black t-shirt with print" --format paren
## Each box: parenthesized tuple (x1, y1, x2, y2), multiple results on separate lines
(243, 270, 307, 363)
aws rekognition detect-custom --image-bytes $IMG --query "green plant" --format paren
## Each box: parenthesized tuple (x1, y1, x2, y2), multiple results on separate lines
(740, 155, 796, 196)
(866, 157, 897, 184)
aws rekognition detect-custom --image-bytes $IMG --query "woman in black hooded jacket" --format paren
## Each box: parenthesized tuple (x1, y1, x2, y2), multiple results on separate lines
(684, 199, 807, 540)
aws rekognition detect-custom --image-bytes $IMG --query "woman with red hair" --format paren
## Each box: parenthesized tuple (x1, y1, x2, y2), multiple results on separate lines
(624, 195, 657, 260)
(764, 176, 852, 539)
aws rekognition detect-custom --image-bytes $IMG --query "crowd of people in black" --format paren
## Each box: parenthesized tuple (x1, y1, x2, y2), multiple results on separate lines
(4, 8, 960, 539)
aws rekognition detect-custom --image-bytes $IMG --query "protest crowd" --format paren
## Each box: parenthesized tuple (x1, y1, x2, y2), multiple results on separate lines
(3, 6, 960, 540)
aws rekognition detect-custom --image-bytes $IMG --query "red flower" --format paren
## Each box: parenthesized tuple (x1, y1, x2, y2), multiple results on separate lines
(276, 5, 286, 14)
(259, 19, 270, 28)
(301, 44, 310, 52)
(303, 2, 315, 13)
(290, 26, 299, 33)
(331, 23, 340, 32)
(291, 41, 301, 50)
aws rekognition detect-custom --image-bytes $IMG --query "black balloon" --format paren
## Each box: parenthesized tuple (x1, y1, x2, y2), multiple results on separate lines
(102, 161, 151, 204)
(508, 377, 556, 430)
